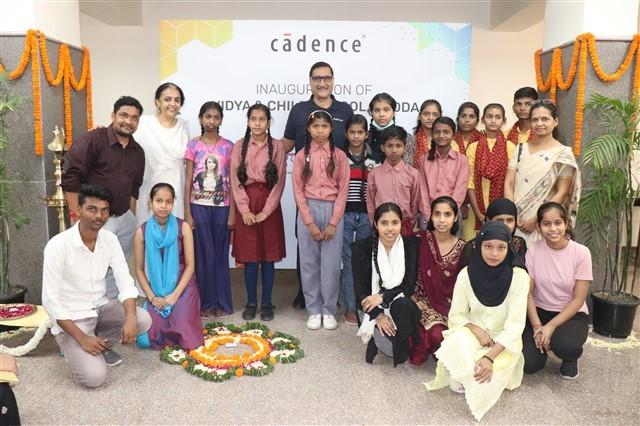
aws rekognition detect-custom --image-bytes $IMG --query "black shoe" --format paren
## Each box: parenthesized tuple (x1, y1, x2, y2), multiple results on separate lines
(560, 360, 579, 380)
(102, 349, 123, 367)
(242, 305, 257, 321)
(365, 339, 378, 364)
(260, 304, 275, 321)
(292, 295, 305, 310)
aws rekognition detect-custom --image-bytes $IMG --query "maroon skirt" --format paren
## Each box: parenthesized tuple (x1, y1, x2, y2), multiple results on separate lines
(232, 182, 286, 263)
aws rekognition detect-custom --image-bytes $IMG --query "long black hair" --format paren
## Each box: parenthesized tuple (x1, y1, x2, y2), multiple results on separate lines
(236, 104, 279, 190)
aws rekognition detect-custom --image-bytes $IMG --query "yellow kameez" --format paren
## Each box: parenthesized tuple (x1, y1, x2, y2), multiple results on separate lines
(425, 267, 529, 421)
(461, 137, 516, 241)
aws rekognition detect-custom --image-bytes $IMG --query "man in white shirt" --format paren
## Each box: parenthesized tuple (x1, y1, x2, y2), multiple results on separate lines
(42, 184, 151, 388)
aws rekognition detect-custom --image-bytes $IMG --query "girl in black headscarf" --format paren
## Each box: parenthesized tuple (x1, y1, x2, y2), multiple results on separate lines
(425, 221, 530, 421)
(461, 198, 527, 267)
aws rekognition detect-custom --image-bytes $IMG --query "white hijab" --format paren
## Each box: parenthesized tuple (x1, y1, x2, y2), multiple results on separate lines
(356, 235, 405, 344)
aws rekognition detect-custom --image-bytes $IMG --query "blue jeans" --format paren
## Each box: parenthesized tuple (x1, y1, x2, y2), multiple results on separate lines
(341, 212, 372, 312)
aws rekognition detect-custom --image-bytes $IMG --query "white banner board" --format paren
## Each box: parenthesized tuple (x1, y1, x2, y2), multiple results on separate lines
(160, 19, 471, 268)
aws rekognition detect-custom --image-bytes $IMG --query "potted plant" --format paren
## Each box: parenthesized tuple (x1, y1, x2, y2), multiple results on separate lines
(579, 93, 640, 338)
(0, 72, 29, 303)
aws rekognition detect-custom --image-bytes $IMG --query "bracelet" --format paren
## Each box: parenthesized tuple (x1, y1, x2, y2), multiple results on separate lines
(482, 355, 494, 364)
(150, 296, 157, 303)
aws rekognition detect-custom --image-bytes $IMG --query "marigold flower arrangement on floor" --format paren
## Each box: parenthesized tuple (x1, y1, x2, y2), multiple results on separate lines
(160, 322, 304, 382)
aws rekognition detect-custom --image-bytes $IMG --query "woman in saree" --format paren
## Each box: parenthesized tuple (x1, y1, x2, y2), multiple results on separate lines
(504, 101, 581, 246)
(425, 221, 530, 421)
(409, 196, 466, 365)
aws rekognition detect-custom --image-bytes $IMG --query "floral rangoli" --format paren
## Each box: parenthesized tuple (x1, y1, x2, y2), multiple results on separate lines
(160, 322, 304, 381)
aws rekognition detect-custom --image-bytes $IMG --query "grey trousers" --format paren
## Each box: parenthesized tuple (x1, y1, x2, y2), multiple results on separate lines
(296, 199, 344, 316)
(54, 299, 152, 388)
(102, 210, 137, 299)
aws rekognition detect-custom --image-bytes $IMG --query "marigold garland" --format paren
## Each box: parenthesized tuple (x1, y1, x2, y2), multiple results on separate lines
(534, 33, 640, 156)
(160, 322, 304, 382)
(0, 29, 93, 155)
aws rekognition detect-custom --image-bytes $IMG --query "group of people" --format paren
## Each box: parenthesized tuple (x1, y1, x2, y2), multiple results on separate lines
(39, 60, 592, 420)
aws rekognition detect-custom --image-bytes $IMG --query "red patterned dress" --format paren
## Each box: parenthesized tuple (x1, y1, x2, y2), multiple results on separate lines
(409, 231, 466, 365)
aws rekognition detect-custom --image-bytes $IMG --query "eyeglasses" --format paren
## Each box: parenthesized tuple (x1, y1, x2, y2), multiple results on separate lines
(310, 75, 334, 84)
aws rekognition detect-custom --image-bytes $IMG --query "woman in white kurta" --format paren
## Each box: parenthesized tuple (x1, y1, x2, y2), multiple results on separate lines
(425, 221, 529, 421)
(135, 83, 190, 224)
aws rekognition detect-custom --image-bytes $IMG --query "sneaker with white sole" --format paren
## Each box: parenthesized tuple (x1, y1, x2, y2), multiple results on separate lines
(448, 379, 465, 394)
(322, 314, 338, 330)
(306, 314, 322, 330)
(560, 360, 579, 380)
(102, 349, 123, 367)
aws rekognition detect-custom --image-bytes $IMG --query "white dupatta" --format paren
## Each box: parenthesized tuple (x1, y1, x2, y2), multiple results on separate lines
(356, 236, 405, 344)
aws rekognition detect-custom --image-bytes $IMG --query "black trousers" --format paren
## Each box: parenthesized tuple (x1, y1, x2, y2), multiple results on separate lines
(378, 297, 421, 366)
(522, 306, 589, 374)
(0, 383, 20, 426)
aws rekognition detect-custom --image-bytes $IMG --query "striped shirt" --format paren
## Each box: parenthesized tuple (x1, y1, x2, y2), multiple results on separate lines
(346, 147, 379, 213)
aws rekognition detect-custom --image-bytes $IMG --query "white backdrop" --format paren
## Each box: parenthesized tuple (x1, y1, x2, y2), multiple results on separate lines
(161, 19, 471, 268)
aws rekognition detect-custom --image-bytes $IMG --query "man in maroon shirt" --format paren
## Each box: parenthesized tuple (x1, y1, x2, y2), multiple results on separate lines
(62, 96, 145, 302)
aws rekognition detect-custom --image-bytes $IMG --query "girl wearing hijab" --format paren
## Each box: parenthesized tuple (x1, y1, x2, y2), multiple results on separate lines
(462, 198, 527, 267)
(352, 202, 421, 366)
(425, 221, 530, 421)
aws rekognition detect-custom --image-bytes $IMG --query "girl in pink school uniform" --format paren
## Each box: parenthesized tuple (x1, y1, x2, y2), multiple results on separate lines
(418, 116, 469, 229)
(230, 104, 286, 322)
(134, 183, 204, 350)
(367, 125, 420, 237)
(293, 110, 350, 331)
(184, 101, 235, 318)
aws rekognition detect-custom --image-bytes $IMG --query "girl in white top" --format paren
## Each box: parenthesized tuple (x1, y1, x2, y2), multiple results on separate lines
(135, 83, 190, 224)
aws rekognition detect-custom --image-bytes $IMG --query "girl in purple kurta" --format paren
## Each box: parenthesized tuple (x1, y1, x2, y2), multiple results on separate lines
(134, 183, 204, 350)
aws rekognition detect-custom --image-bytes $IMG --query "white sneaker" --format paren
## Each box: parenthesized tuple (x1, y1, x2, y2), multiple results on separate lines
(448, 379, 465, 394)
(322, 314, 338, 330)
(306, 314, 322, 330)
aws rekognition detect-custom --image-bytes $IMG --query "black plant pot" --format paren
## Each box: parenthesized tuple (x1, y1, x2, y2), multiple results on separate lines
(0, 285, 28, 333)
(591, 291, 640, 338)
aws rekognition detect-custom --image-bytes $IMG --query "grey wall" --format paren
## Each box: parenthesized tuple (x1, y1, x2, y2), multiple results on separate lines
(539, 39, 635, 293)
(1, 34, 87, 303)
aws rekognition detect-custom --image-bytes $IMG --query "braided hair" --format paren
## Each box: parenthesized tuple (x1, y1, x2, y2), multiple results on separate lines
(371, 202, 403, 288)
(427, 116, 456, 161)
(237, 104, 279, 189)
(302, 110, 335, 184)
(198, 101, 223, 136)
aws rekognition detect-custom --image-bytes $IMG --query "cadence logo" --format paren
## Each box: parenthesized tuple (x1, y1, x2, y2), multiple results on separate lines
(270, 33, 363, 53)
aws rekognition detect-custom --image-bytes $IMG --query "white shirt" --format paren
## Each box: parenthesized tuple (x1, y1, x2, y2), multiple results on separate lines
(42, 223, 139, 335)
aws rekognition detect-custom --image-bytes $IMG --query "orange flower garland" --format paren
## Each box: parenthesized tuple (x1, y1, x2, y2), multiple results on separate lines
(0, 29, 93, 155)
(534, 33, 640, 156)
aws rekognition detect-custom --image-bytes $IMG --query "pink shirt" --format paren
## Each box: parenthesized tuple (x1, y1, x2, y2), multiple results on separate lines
(292, 142, 350, 226)
(366, 160, 420, 225)
(418, 148, 469, 220)
(184, 137, 233, 207)
(526, 239, 593, 314)
(229, 137, 286, 216)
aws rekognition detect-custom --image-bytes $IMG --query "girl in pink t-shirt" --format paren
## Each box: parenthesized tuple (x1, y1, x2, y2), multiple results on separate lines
(523, 202, 592, 380)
